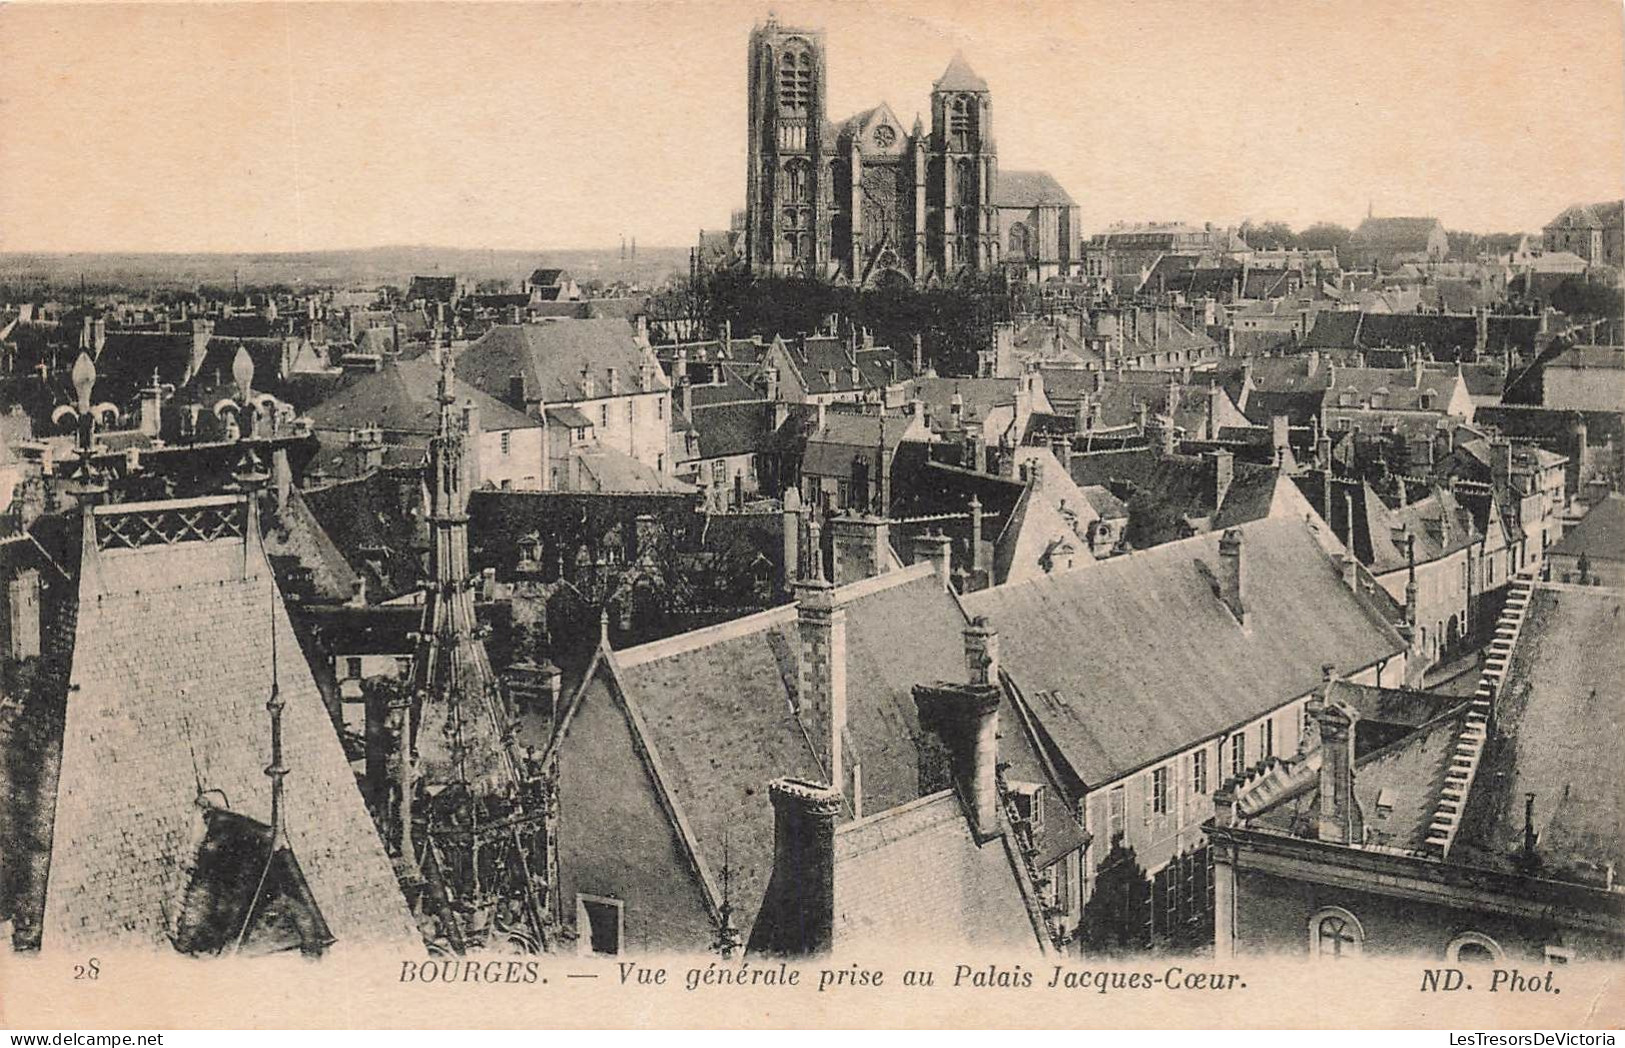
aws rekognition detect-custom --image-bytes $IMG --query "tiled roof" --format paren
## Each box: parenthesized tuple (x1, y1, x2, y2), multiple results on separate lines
(963, 517, 1409, 786)
(457, 320, 666, 405)
(44, 498, 419, 951)
(994, 170, 1076, 209)
(305, 355, 539, 435)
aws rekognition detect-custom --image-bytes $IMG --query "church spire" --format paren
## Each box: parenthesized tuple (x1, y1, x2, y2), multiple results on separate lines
(934, 51, 989, 92)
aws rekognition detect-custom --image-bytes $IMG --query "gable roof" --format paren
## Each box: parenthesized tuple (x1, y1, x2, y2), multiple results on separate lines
(597, 566, 971, 935)
(1549, 493, 1625, 561)
(305, 355, 539, 435)
(457, 320, 665, 405)
(994, 170, 1076, 209)
(1349, 216, 1444, 252)
(44, 496, 419, 951)
(963, 517, 1409, 786)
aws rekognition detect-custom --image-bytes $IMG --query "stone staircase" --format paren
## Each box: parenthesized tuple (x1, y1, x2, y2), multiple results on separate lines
(1424, 571, 1535, 859)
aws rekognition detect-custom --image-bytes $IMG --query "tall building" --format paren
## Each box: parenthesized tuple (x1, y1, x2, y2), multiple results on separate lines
(743, 13, 1074, 285)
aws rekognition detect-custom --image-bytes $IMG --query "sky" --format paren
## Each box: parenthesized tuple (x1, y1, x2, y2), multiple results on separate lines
(1, 0, 1622, 254)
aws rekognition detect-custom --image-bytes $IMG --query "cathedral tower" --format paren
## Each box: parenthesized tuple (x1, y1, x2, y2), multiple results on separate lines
(929, 53, 998, 275)
(746, 14, 831, 276)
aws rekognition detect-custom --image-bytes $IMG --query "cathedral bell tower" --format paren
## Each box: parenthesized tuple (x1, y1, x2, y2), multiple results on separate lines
(929, 53, 997, 276)
(746, 13, 831, 276)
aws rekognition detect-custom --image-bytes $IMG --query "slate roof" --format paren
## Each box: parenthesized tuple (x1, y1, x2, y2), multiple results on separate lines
(1549, 492, 1625, 561)
(1349, 216, 1444, 254)
(302, 470, 429, 603)
(690, 401, 773, 459)
(43, 497, 418, 951)
(962, 517, 1410, 786)
(832, 791, 1043, 951)
(774, 337, 916, 397)
(1452, 584, 1625, 885)
(305, 355, 538, 435)
(934, 52, 988, 91)
(407, 275, 457, 302)
(575, 446, 693, 493)
(457, 320, 665, 405)
(607, 568, 970, 930)
(994, 170, 1076, 209)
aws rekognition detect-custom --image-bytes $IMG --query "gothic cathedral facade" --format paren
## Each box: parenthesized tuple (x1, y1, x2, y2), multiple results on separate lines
(744, 14, 1000, 285)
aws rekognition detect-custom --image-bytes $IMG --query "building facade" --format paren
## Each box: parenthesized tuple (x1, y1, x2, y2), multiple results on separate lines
(743, 15, 1073, 285)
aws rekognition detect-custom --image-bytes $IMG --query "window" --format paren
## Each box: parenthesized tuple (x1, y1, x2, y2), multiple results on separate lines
(500, 431, 511, 456)
(1151, 766, 1169, 815)
(1230, 733, 1246, 778)
(600, 404, 609, 427)
(1260, 717, 1275, 760)
(1544, 945, 1573, 966)
(627, 401, 635, 423)
(576, 895, 624, 956)
(1310, 907, 1363, 959)
(1446, 932, 1504, 965)
(1191, 749, 1208, 795)
(657, 397, 665, 420)
(1107, 785, 1126, 843)
(1010, 783, 1045, 832)
(777, 48, 812, 114)
(345, 656, 363, 680)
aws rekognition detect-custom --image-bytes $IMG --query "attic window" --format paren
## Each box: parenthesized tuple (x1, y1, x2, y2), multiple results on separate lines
(1375, 787, 1394, 816)
(1008, 782, 1045, 832)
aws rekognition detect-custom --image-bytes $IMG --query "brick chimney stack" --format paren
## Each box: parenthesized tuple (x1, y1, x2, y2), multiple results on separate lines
(963, 615, 999, 685)
(913, 678, 1004, 841)
(781, 487, 803, 593)
(1218, 528, 1245, 624)
(747, 779, 842, 957)
(794, 571, 848, 792)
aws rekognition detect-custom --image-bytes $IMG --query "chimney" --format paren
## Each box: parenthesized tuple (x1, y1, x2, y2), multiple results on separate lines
(969, 494, 987, 587)
(1206, 383, 1223, 439)
(675, 347, 689, 385)
(912, 334, 924, 375)
(1336, 551, 1359, 590)
(913, 677, 1003, 841)
(1211, 448, 1234, 510)
(1052, 434, 1073, 472)
(794, 574, 848, 792)
(1218, 527, 1245, 624)
(830, 513, 890, 584)
(911, 530, 952, 587)
(722, 319, 733, 353)
(1307, 692, 1363, 845)
(1475, 307, 1489, 355)
(1404, 534, 1419, 635)
(1269, 414, 1289, 465)
(963, 615, 999, 685)
(747, 779, 842, 957)
(781, 487, 803, 592)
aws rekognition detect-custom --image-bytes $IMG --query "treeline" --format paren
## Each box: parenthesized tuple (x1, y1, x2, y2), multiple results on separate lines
(652, 269, 1017, 376)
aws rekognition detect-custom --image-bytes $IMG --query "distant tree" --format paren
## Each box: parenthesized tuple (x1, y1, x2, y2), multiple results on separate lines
(1297, 222, 1352, 256)
(1239, 221, 1297, 251)
(1077, 835, 1155, 954)
(475, 277, 513, 294)
(1550, 276, 1625, 321)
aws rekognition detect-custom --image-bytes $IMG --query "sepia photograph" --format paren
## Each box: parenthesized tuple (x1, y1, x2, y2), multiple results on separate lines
(0, 0, 1621, 1033)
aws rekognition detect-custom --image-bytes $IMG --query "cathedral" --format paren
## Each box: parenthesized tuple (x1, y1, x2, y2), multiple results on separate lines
(743, 13, 1080, 286)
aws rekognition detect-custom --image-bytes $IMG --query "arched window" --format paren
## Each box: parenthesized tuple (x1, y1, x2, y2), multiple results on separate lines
(778, 48, 812, 113)
(1309, 907, 1364, 959)
(1446, 932, 1504, 965)
(1009, 222, 1031, 259)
